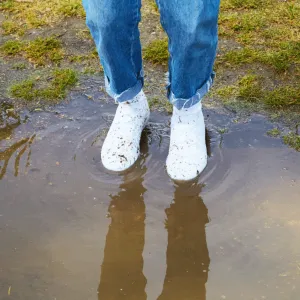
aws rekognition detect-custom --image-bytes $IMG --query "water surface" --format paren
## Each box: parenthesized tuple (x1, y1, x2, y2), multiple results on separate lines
(0, 88, 299, 300)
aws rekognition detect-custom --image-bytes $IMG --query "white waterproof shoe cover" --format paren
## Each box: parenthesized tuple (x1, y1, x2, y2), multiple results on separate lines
(166, 102, 207, 181)
(101, 90, 150, 172)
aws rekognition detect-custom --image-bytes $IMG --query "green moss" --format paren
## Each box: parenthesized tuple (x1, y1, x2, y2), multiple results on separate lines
(217, 78, 299, 111)
(237, 74, 263, 101)
(228, 0, 264, 9)
(266, 128, 281, 137)
(0, 36, 64, 65)
(69, 54, 87, 63)
(217, 127, 229, 134)
(0, 40, 23, 56)
(264, 86, 300, 109)
(283, 132, 300, 151)
(214, 74, 263, 103)
(148, 96, 172, 113)
(0, 0, 85, 34)
(58, 1, 85, 17)
(2, 21, 18, 35)
(218, 0, 300, 88)
(12, 62, 26, 70)
(148, 97, 160, 109)
(25, 11, 46, 28)
(25, 36, 63, 65)
(164, 101, 173, 113)
(143, 39, 169, 65)
(218, 42, 299, 72)
(51, 69, 78, 92)
(82, 65, 103, 74)
(1, 20, 25, 36)
(10, 79, 36, 101)
(9, 69, 78, 102)
(0, 0, 15, 11)
(82, 67, 96, 74)
(216, 86, 237, 98)
(218, 47, 259, 66)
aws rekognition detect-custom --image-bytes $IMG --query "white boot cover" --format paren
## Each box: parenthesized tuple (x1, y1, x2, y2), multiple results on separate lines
(101, 90, 150, 172)
(166, 102, 207, 181)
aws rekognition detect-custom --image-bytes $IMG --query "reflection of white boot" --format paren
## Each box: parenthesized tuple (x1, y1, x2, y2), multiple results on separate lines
(101, 90, 150, 172)
(166, 102, 207, 181)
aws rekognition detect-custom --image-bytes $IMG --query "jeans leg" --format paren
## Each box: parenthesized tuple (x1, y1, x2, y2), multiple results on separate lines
(155, 0, 220, 109)
(82, 0, 143, 102)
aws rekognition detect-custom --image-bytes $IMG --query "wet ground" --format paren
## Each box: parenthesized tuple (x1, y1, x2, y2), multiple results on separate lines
(0, 78, 300, 300)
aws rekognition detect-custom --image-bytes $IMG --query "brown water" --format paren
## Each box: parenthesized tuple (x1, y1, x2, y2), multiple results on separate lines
(1, 85, 300, 300)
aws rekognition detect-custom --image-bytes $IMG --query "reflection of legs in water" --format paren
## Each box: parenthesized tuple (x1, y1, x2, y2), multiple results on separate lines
(98, 154, 147, 299)
(158, 183, 210, 300)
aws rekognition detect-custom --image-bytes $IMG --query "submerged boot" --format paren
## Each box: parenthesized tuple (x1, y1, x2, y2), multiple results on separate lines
(101, 90, 150, 172)
(166, 102, 207, 181)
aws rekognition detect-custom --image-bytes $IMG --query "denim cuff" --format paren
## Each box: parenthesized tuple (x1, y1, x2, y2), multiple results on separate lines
(167, 72, 215, 110)
(105, 69, 144, 103)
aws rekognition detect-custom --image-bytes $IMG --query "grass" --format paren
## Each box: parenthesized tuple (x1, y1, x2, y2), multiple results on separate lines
(0, 0, 85, 34)
(237, 74, 263, 101)
(9, 69, 78, 102)
(216, 86, 237, 98)
(69, 48, 99, 63)
(82, 66, 103, 75)
(69, 54, 89, 63)
(217, 47, 258, 66)
(228, 0, 265, 9)
(68, 50, 103, 74)
(217, 0, 300, 86)
(148, 96, 172, 113)
(216, 74, 300, 110)
(0, 0, 15, 11)
(264, 87, 300, 109)
(283, 133, 300, 151)
(143, 39, 169, 66)
(217, 41, 300, 72)
(58, 1, 85, 17)
(0, 0, 299, 139)
(216, 74, 262, 101)
(0, 36, 64, 65)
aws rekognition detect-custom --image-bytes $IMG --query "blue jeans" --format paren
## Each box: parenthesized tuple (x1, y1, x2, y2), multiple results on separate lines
(82, 0, 220, 109)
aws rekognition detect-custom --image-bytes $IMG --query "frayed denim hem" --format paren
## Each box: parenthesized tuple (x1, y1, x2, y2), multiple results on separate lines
(104, 69, 144, 103)
(167, 72, 215, 110)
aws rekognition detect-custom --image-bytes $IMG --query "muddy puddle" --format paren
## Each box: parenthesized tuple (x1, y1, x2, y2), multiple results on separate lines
(0, 81, 300, 300)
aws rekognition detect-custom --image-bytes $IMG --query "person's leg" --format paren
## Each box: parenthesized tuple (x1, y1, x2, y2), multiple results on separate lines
(156, 0, 220, 180)
(83, 0, 143, 101)
(83, 0, 149, 171)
